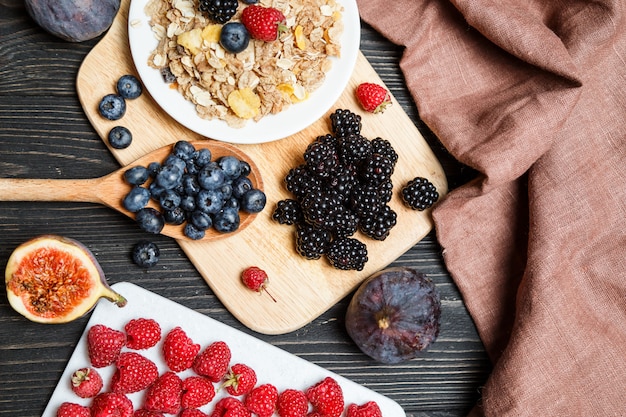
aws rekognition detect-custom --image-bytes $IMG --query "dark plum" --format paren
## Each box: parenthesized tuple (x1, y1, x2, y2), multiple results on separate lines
(345, 267, 441, 364)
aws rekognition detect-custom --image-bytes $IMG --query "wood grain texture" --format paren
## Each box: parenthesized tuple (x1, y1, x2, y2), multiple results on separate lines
(0, 0, 489, 416)
(75, 0, 449, 334)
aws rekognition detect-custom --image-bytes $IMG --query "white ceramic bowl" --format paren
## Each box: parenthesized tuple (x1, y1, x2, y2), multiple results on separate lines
(128, 0, 360, 144)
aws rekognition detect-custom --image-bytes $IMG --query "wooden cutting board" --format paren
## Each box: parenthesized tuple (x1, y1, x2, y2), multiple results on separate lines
(77, 0, 448, 335)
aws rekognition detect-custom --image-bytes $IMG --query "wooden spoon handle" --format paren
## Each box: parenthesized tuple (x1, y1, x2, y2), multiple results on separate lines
(0, 178, 104, 204)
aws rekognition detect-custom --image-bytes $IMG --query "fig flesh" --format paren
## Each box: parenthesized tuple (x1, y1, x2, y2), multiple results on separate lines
(345, 267, 441, 364)
(24, 0, 121, 42)
(5, 235, 126, 324)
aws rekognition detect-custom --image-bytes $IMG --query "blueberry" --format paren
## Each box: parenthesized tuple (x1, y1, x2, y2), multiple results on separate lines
(186, 160, 200, 175)
(218, 156, 242, 179)
(232, 176, 253, 199)
(135, 207, 165, 234)
(194, 148, 212, 166)
(123, 186, 150, 212)
(164, 155, 187, 173)
(148, 162, 161, 177)
(239, 160, 251, 177)
(156, 165, 184, 189)
(108, 126, 132, 149)
(159, 189, 181, 211)
(223, 197, 240, 210)
(116, 74, 143, 100)
(198, 163, 226, 190)
(160, 67, 177, 83)
(213, 207, 240, 233)
(131, 240, 160, 268)
(184, 223, 205, 240)
(190, 210, 213, 231)
(196, 189, 225, 214)
(99, 94, 126, 120)
(149, 181, 166, 201)
(180, 194, 197, 212)
(220, 22, 250, 53)
(242, 0, 258, 3)
(173, 140, 196, 161)
(163, 206, 186, 225)
(124, 166, 150, 185)
(240, 188, 266, 213)
(182, 174, 201, 196)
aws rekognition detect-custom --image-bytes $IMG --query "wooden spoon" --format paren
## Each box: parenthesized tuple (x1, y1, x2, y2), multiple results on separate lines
(0, 140, 263, 241)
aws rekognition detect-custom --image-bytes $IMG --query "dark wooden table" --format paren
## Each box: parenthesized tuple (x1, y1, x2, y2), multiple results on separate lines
(0, 1, 490, 416)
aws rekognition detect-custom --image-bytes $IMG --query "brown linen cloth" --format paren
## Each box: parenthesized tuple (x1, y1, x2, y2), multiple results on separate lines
(355, 0, 626, 415)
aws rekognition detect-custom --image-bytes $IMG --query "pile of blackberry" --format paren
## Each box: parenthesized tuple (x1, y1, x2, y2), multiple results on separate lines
(272, 109, 399, 271)
(199, 0, 239, 23)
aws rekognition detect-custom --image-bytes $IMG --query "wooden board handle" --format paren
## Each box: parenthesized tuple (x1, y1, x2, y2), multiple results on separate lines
(0, 178, 103, 203)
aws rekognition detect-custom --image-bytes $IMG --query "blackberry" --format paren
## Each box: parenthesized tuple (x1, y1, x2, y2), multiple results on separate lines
(330, 108, 362, 138)
(401, 177, 439, 210)
(304, 140, 339, 178)
(296, 223, 332, 260)
(326, 237, 368, 271)
(272, 199, 303, 225)
(330, 207, 359, 238)
(360, 153, 394, 186)
(325, 167, 356, 203)
(371, 137, 398, 167)
(350, 185, 384, 219)
(301, 189, 342, 229)
(378, 179, 394, 203)
(285, 164, 322, 200)
(199, 0, 239, 23)
(315, 133, 339, 149)
(359, 204, 397, 241)
(338, 133, 373, 169)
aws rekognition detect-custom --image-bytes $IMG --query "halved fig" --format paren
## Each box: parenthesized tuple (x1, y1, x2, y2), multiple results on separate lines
(5, 235, 126, 324)
(345, 267, 441, 364)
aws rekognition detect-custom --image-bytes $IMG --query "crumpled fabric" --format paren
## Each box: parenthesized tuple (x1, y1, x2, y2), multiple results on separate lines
(355, 0, 626, 415)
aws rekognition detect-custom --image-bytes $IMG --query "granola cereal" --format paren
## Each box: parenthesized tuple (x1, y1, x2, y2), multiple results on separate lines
(145, 0, 344, 128)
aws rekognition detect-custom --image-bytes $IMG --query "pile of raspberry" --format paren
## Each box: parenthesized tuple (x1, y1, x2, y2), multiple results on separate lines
(56, 317, 382, 417)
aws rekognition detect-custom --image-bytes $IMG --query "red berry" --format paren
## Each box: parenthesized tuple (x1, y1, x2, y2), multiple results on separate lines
(56, 402, 90, 417)
(69, 367, 103, 398)
(180, 409, 209, 417)
(244, 383, 278, 417)
(210, 397, 251, 417)
(144, 371, 183, 415)
(355, 82, 392, 113)
(111, 352, 159, 394)
(223, 363, 257, 396)
(125, 317, 161, 350)
(193, 340, 232, 382)
(305, 377, 344, 417)
(133, 410, 165, 417)
(163, 326, 201, 372)
(87, 324, 126, 368)
(91, 392, 134, 417)
(181, 376, 216, 408)
(241, 266, 276, 302)
(276, 389, 308, 417)
(241, 5, 286, 42)
(346, 401, 383, 417)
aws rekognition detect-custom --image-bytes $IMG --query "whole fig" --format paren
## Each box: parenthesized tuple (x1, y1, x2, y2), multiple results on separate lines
(24, 0, 121, 42)
(345, 267, 441, 364)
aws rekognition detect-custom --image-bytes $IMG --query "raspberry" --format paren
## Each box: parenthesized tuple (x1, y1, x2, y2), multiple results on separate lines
(326, 237, 368, 271)
(355, 82, 392, 113)
(181, 376, 216, 409)
(111, 352, 159, 394)
(276, 389, 308, 417)
(180, 409, 209, 417)
(133, 410, 165, 417)
(144, 371, 183, 415)
(87, 324, 126, 368)
(56, 402, 90, 417)
(346, 401, 383, 417)
(163, 327, 201, 372)
(70, 367, 103, 398)
(244, 384, 278, 417)
(223, 363, 257, 396)
(305, 377, 344, 417)
(91, 392, 133, 417)
(241, 266, 276, 302)
(193, 341, 232, 382)
(125, 317, 161, 350)
(241, 5, 287, 42)
(401, 177, 439, 211)
(210, 397, 250, 417)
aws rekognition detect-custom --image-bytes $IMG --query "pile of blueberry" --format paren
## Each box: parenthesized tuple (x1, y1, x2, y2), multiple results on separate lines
(122, 140, 266, 240)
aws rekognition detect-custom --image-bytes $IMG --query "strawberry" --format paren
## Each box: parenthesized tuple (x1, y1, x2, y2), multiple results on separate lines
(180, 409, 209, 417)
(163, 326, 201, 372)
(223, 363, 257, 396)
(111, 352, 159, 394)
(193, 340, 232, 382)
(133, 410, 165, 417)
(241, 266, 276, 302)
(91, 392, 134, 417)
(210, 397, 251, 417)
(70, 367, 103, 398)
(87, 324, 126, 368)
(305, 377, 344, 417)
(346, 401, 383, 417)
(276, 389, 308, 417)
(241, 5, 286, 42)
(181, 376, 216, 408)
(244, 383, 278, 417)
(56, 402, 90, 417)
(355, 82, 392, 113)
(125, 317, 161, 350)
(144, 371, 183, 415)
